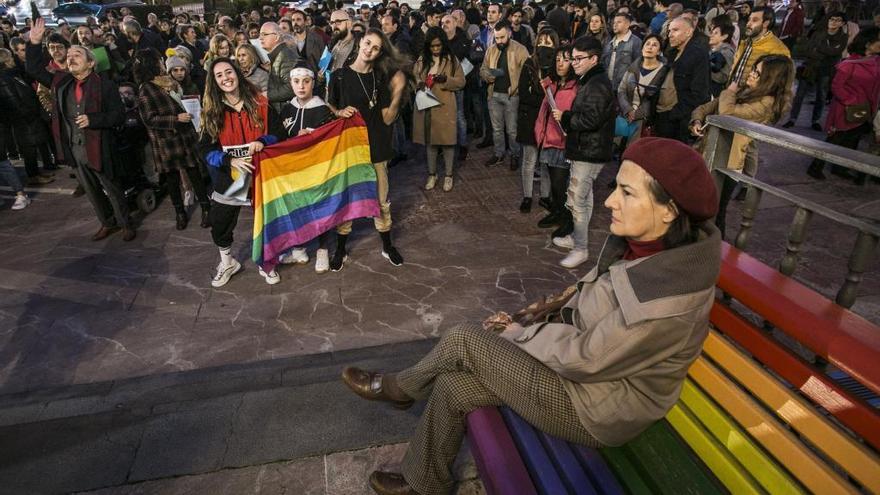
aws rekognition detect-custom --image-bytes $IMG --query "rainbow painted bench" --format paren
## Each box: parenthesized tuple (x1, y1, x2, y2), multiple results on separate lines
(466, 242, 880, 494)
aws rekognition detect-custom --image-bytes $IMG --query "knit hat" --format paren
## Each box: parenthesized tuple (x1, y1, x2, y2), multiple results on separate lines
(621, 137, 719, 222)
(165, 55, 188, 72)
(171, 44, 193, 62)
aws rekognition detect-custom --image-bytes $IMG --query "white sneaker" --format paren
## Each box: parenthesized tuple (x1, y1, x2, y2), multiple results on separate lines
(183, 190, 194, 206)
(560, 249, 590, 268)
(443, 176, 454, 192)
(425, 175, 437, 190)
(552, 235, 574, 249)
(211, 259, 242, 287)
(11, 195, 30, 210)
(258, 267, 281, 285)
(281, 247, 309, 265)
(315, 248, 330, 273)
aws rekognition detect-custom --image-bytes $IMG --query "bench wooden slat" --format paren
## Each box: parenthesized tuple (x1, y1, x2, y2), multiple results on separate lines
(710, 302, 880, 451)
(678, 379, 804, 495)
(599, 446, 655, 495)
(718, 243, 880, 396)
(688, 356, 859, 494)
(667, 402, 764, 494)
(571, 446, 626, 495)
(537, 430, 600, 495)
(499, 407, 570, 495)
(465, 407, 538, 495)
(703, 331, 880, 492)
(603, 421, 725, 495)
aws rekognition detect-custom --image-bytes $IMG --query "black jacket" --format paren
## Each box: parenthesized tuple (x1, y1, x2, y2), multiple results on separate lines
(667, 38, 710, 122)
(0, 67, 49, 146)
(560, 64, 616, 163)
(516, 58, 543, 146)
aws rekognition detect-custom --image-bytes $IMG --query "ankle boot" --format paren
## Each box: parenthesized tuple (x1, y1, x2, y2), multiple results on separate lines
(175, 207, 188, 230)
(552, 210, 574, 238)
(330, 234, 349, 271)
(200, 203, 211, 228)
(379, 231, 404, 266)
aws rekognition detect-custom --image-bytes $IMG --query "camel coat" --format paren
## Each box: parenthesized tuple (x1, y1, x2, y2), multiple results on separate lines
(412, 57, 465, 146)
(691, 89, 776, 171)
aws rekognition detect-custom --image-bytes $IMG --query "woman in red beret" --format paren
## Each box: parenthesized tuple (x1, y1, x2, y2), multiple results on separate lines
(340, 138, 721, 495)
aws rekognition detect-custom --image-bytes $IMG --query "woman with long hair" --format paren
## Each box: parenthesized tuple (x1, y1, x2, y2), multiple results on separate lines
(690, 54, 794, 236)
(203, 34, 233, 71)
(586, 14, 609, 44)
(133, 48, 211, 230)
(807, 27, 880, 184)
(617, 33, 670, 147)
(327, 28, 411, 271)
(516, 27, 558, 214)
(413, 27, 465, 192)
(535, 46, 578, 240)
(198, 57, 284, 287)
(235, 43, 269, 92)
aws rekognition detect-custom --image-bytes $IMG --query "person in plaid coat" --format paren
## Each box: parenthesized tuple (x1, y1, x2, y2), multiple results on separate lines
(132, 49, 210, 230)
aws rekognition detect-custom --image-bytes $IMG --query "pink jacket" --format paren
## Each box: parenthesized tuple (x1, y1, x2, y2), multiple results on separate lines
(824, 54, 880, 134)
(535, 77, 577, 150)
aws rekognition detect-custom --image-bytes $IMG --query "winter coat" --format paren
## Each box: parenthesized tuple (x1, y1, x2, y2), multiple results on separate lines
(559, 64, 616, 163)
(0, 67, 50, 146)
(511, 222, 721, 446)
(138, 80, 202, 173)
(25, 43, 124, 176)
(479, 39, 529, 96)
(780, 4, 806, 40)
(691, 88, 776, 171)
(729, 32, 790, 84)
(516, 59, 544, 146)
(824, 55, 880, 134)
(709, 43, 735, 88)
(667, 38, 711, 122)
(296, 30, 327, 73)
(535, 77, 577, 150)
(266, 42, 299, 112)
(617, 60, 669, 144)
(802, 29, 847, 77)
(412, 57, 465, 146)
(601, 32, 643, 94)
(244, 65, 270, 93)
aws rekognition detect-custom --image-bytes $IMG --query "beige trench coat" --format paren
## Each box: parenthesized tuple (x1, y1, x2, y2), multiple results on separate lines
(412, 57, 466, 146)
(509, 223, 721, 446)
(691, 90, 776, 171)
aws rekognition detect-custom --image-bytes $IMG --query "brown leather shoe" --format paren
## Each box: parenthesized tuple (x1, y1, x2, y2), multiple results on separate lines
(92, 226, 120, 241)
(121, 228, 136, 242)
(341, 367, 414, 410)
(369, 471, 418, 495)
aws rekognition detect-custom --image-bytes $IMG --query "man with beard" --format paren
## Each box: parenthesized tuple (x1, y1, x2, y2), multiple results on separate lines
(26, 18, 134, 241)
(443, 13, 471, 161)
(260, 22, 299, 112)
(290, 9, 326, 72)
(728, 7, 790, 85)
(72, 25, 125, 80)
(509, 7, 534, 53)
(329, 10, 357, 72)
(480, 21, 528, 169)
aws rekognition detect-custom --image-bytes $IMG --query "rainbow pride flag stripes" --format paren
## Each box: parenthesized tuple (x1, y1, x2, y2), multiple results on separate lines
(252, 115, 379, 269)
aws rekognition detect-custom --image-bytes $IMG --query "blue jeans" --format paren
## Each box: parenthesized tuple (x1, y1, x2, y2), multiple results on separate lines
(0, 159, 23, 193)
(455, 91, 467, 146)
(567, 160, 605, 250)
(790, 75, 831, 124)
(488, 92, 520, 159)
(521, 144, 550, 198)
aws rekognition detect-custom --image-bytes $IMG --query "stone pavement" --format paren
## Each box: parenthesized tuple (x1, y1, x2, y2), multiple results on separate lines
(0, 118, 877, 494)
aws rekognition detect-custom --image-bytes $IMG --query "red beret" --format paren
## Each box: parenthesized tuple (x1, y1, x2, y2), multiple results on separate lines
(621, 137, 719, 222)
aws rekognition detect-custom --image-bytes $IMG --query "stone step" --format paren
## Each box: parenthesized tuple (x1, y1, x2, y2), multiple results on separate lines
(0, 339, 439, 494)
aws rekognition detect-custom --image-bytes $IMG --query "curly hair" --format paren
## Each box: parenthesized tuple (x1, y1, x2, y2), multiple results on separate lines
(200, 57, 264, 139)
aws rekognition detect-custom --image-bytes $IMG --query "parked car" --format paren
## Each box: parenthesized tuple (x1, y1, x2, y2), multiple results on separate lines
(52, 0, 171, 26)
(52, 1, 101, 24)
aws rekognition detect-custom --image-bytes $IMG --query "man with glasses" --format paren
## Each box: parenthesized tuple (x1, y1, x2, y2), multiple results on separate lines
(548, 36, 615, 268)
(260, 21, 299, 112)
(783, 11, 847, 131)
(329, 10, 357, 72)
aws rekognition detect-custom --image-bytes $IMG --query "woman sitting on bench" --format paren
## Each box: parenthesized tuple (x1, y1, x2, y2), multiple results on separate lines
(341, 138, 722, 495)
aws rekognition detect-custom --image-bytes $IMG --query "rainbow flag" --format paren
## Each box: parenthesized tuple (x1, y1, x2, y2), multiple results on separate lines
(252, 115, 380, 269)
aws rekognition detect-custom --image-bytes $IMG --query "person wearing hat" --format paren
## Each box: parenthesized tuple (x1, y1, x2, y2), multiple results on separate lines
(339, 137, 722, 495)
(165, 55, 200, 96)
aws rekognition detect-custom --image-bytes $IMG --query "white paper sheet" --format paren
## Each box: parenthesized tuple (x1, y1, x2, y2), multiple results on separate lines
(181, 97, 202, 132)
(460, 57, 474, 76)
(415, 89, 441, 111)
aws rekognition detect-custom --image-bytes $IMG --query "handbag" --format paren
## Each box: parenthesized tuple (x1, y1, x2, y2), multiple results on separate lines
(844, 102, 871, 124)
(615, 116, 639, 138)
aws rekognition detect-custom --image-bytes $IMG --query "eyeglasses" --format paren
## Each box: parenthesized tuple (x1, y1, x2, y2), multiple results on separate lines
(571, 55, 592, 63)
(329, 19, 347, 25)
(258, 31, 279, 38)
(750, 68, 762, 77)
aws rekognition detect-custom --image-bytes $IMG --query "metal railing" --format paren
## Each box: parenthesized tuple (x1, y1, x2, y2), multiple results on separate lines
(702, 115, 880, 309)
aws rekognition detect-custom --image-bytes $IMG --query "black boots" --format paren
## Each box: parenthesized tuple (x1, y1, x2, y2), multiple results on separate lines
(175, 207, 188, 230)
(380, 231, 403, 266)
(330, 234, 348, 272)
(200, 203, 211, 228)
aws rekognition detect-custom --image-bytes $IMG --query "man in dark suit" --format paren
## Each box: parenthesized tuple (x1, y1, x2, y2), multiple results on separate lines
(655, 17, 709, 143)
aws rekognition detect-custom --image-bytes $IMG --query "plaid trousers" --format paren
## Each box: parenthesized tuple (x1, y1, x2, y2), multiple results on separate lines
(397, 323, 601, 495)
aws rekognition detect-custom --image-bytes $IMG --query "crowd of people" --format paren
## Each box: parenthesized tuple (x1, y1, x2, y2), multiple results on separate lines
(0, 0, 878, 276)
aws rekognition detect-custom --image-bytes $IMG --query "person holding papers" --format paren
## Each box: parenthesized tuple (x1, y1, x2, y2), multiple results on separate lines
(133, 49, 211, 232)
(198, 57, 284, 287)
(413, 27, 465, 193)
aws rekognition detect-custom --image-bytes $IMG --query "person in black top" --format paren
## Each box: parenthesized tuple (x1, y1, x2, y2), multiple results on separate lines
(327, 28, 409, 271)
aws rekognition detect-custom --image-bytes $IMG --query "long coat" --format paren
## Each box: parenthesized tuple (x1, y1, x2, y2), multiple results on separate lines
(691, 89, 775, 171)
(0, 67, 50, 147)
(138, 80, 202, 173)
(510, 222, 721, 446)
(412, 57, 465, 147)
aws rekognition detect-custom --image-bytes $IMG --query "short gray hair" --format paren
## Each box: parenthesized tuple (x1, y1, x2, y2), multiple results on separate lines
(68, 45, 96, 64)
(122, 19, 142, 35)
